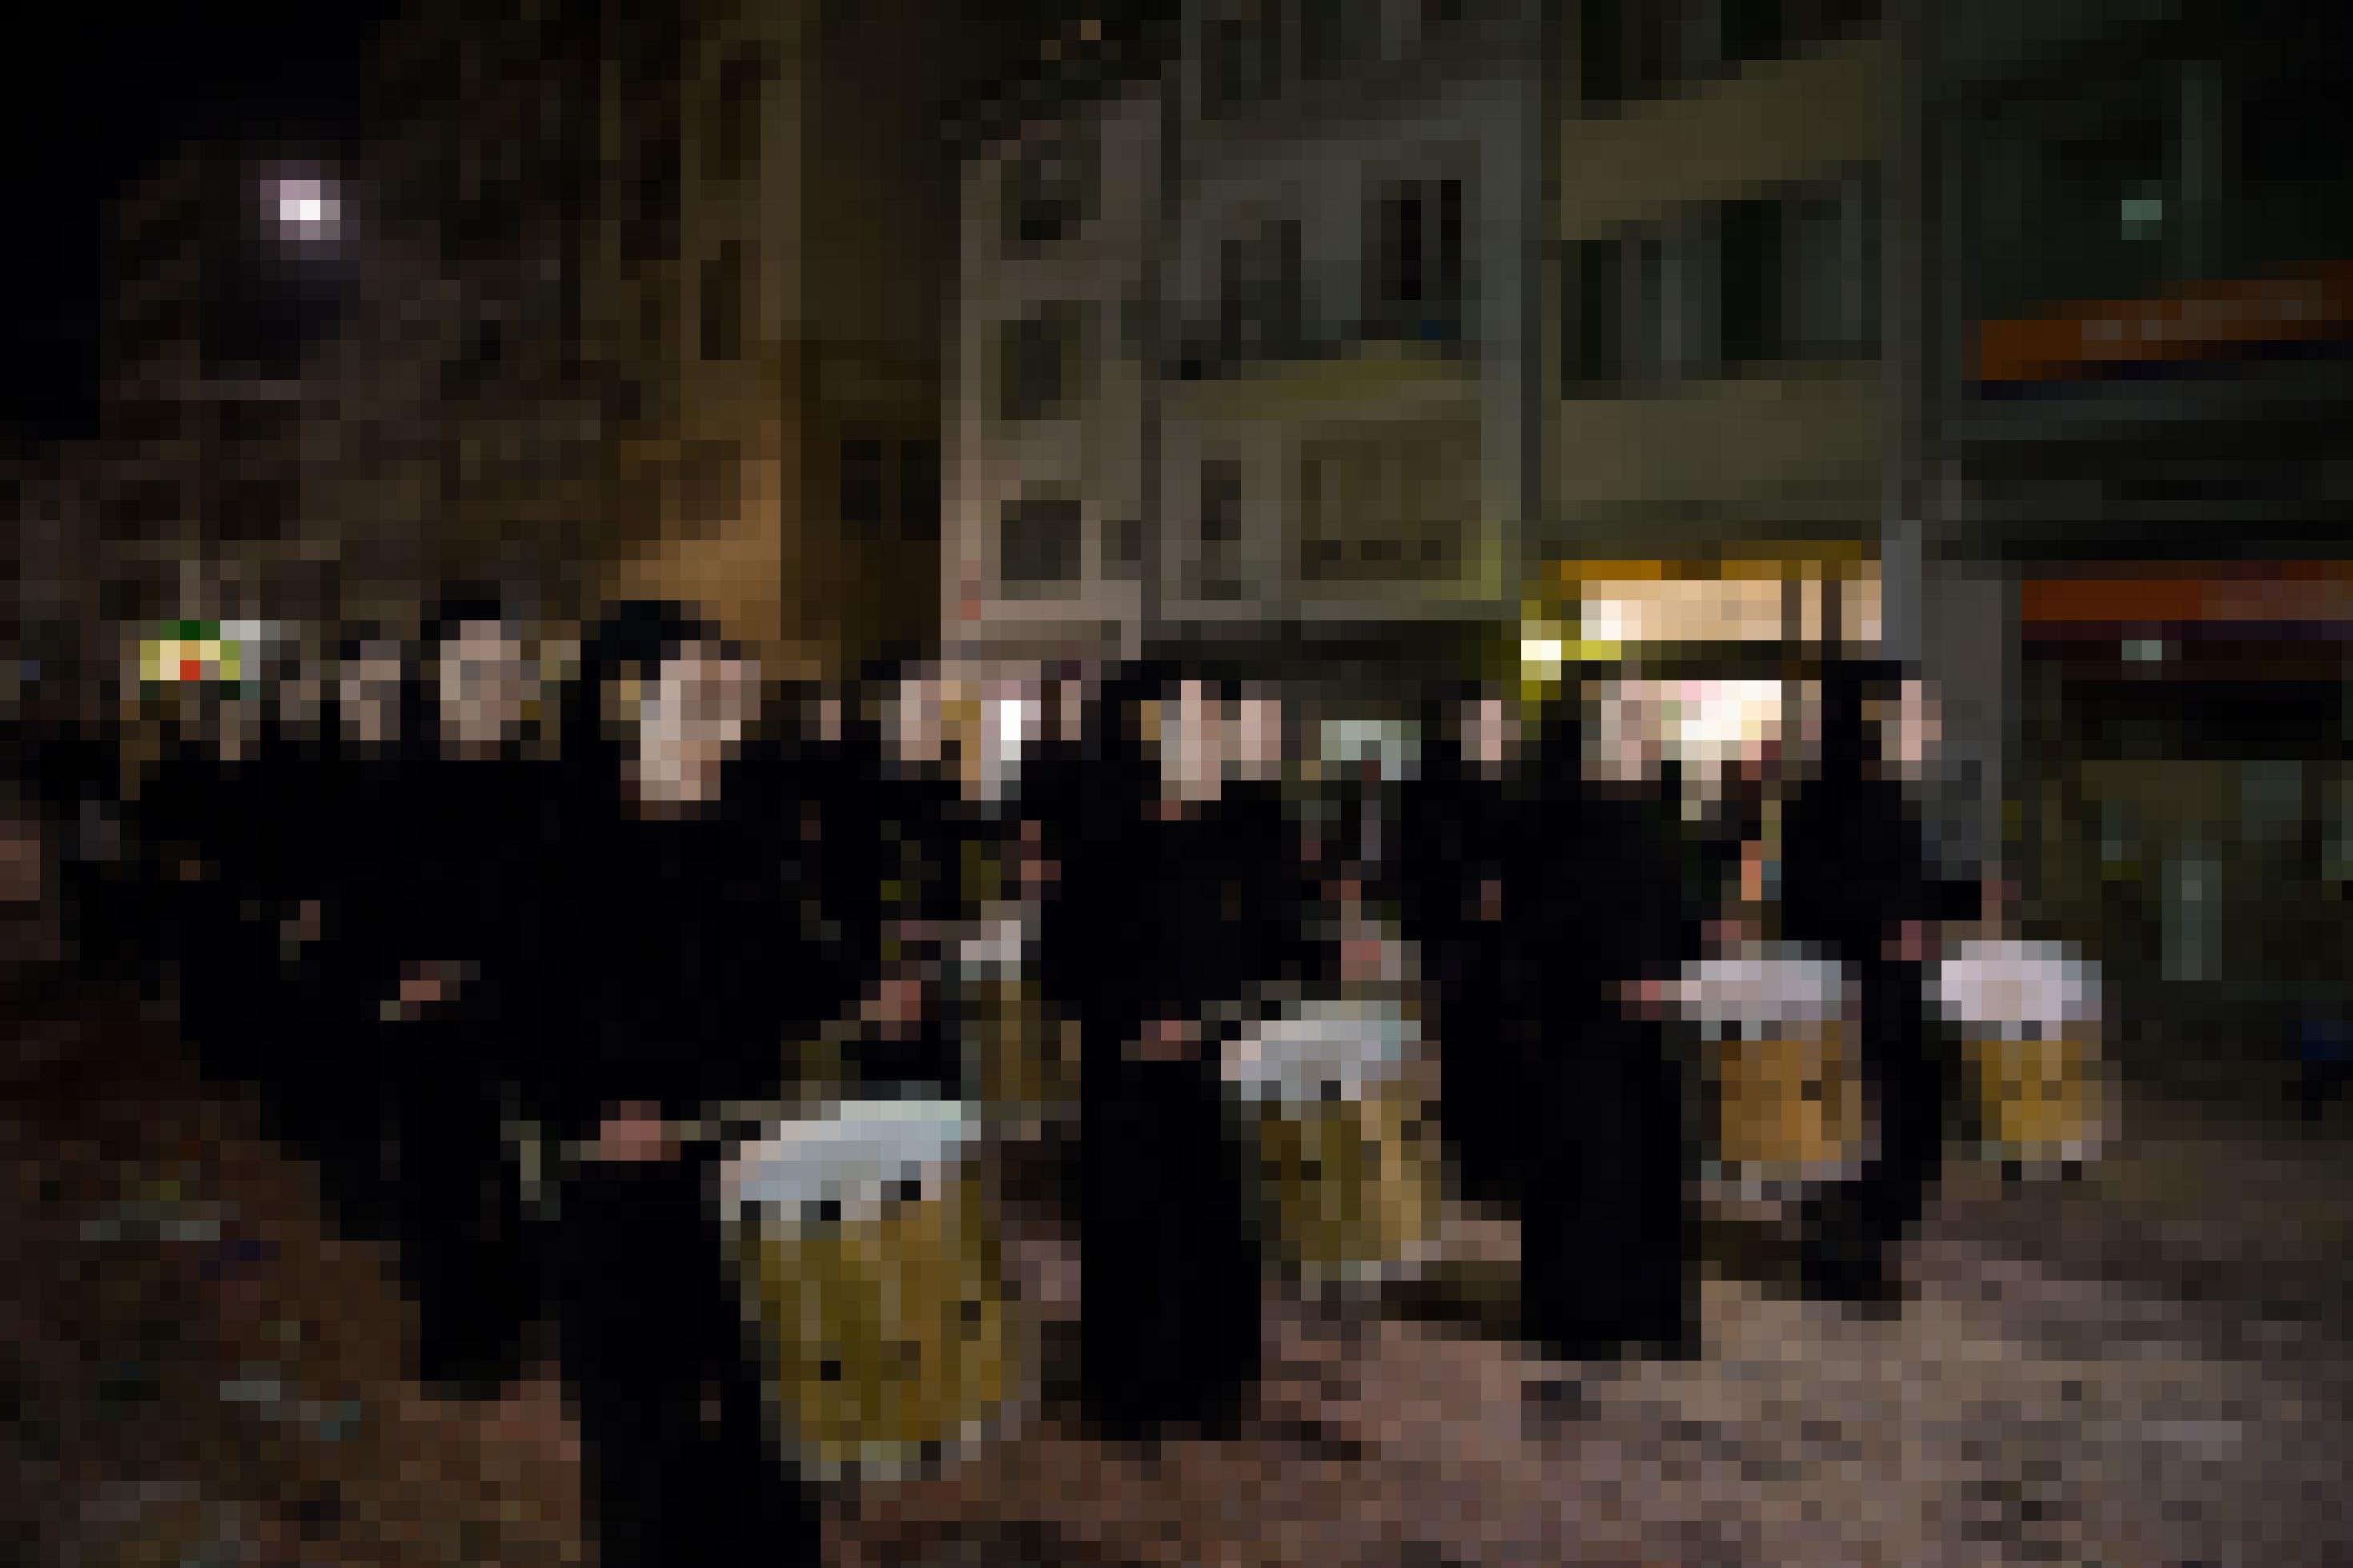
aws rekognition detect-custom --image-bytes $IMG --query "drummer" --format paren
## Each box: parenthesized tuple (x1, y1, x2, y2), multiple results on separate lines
(530, 604, 827, 1568)
(799, 656, 970, 1100)
(1035, 663, 1316, 1444)
(357, 590, 552, 1400)
(1393, 683, 1518, 1210)
(1778, 658, 1982, 1310)
(1516, 688, 1701, 1368)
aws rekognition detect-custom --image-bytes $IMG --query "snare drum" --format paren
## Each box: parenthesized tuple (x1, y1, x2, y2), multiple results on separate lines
(719, 1100, 1025, 1482)
(1672, 948, 1864, 1193)
(1225, 999, 1445, 1288)
(1933, 940, 2106, 1172)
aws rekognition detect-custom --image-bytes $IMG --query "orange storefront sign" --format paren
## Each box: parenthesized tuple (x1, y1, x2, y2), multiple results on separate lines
(1975, 264, 2353, 386)
(2022, 563, 2353, 628)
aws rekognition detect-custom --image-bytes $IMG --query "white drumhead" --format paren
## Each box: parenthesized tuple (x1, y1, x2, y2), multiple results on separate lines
(1672, 945, 1851, 1031)
(1933, 940, 2101, 1029)
(722, 1099, 979, 1224)
(1225, 998, 1416, 1109)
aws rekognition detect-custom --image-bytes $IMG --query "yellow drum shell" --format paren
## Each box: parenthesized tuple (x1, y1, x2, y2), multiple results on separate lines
(725, 1113, 1024, 1482)
(1255, 1084, 1446, 1284)
(1709, 1021, 1866, 1180)
(970, 973, 1079, 1123)
(1962, 1029, 2103, 1164)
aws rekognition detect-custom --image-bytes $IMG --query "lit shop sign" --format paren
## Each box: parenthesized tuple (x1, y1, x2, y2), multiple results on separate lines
(137, 621, 255, 688)
(1520, 571, 1882, 674)
(1974, 263, 2353, 387)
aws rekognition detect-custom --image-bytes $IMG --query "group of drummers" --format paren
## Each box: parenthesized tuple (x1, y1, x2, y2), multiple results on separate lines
(27, 587, 2004, 1567)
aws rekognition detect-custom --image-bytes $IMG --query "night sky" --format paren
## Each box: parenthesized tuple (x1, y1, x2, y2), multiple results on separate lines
(1, 1, 399, 447)
(0, 0, 1127, 451)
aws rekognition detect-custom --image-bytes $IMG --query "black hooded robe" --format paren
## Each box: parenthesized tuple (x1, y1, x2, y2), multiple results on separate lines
(530, 607, 824, 1568)
(1504, 704, 1700, 1363)
(1393, 693, 1524, 1211)
(1035, 668, 1309, 1443)
(1780, 663, 1978, 1305)
(344, 600, 556, 1396)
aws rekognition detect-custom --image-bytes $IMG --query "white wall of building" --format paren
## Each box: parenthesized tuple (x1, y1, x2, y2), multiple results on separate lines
(947, 80, 1162, 664)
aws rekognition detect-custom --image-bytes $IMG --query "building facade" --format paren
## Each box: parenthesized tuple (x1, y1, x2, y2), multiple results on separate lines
(946, 16, 1175, 675)
(1161, 0, 1544, 700)
(1915, 0, 2353, 1029)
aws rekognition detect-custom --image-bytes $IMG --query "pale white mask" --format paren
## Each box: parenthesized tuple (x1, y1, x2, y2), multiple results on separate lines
(632, 644, 758, 805)
(436, 622, 529, 753)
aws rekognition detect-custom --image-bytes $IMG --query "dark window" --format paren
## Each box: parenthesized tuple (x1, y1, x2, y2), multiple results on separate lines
(1219, 219, 1304, 363)
(2233, 55, 2353, 274)
(1721, 0, 1786, 66)
(898, 439, 940, 543)
(1719, 197, 1784, 367)
(1564, 236, 1626, 391)
(1198, 459, 1245, 600)
(841, 438, 885, 539)
(1367, 180, 1465, 343)
(1108, 516, 1146, 577)
(1006, 133, 1094, 252)
(1000, 492, 1084, 592)
(701, 240, 745, 362)
(625, 129, 681, 264)
(998, 307, 1082, 423)
(1207, 6, 1280, 116)
(1581, 0, 1627, 108)
(1785, 173, 1880, 358)
(1438, 179, 1464, 304)
(709, 50, 766, 182)
(1301, 0, 1364, 78)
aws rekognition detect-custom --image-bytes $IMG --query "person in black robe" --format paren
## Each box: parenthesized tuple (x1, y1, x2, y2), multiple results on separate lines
(267, 632, 408, 1249)
(1394, 683, 1525, 1211)
(1035, 664, 1311, 1445)
(1779, 660, 1981, 1311)
(139, 684, 295, 1103)
(25, 677, 139, 997)
(347, 591, 554, 1398)
(531, 603, 824, 1568)
(1503, 688, 1700, 1368)
(825, 660, 970, 1100)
